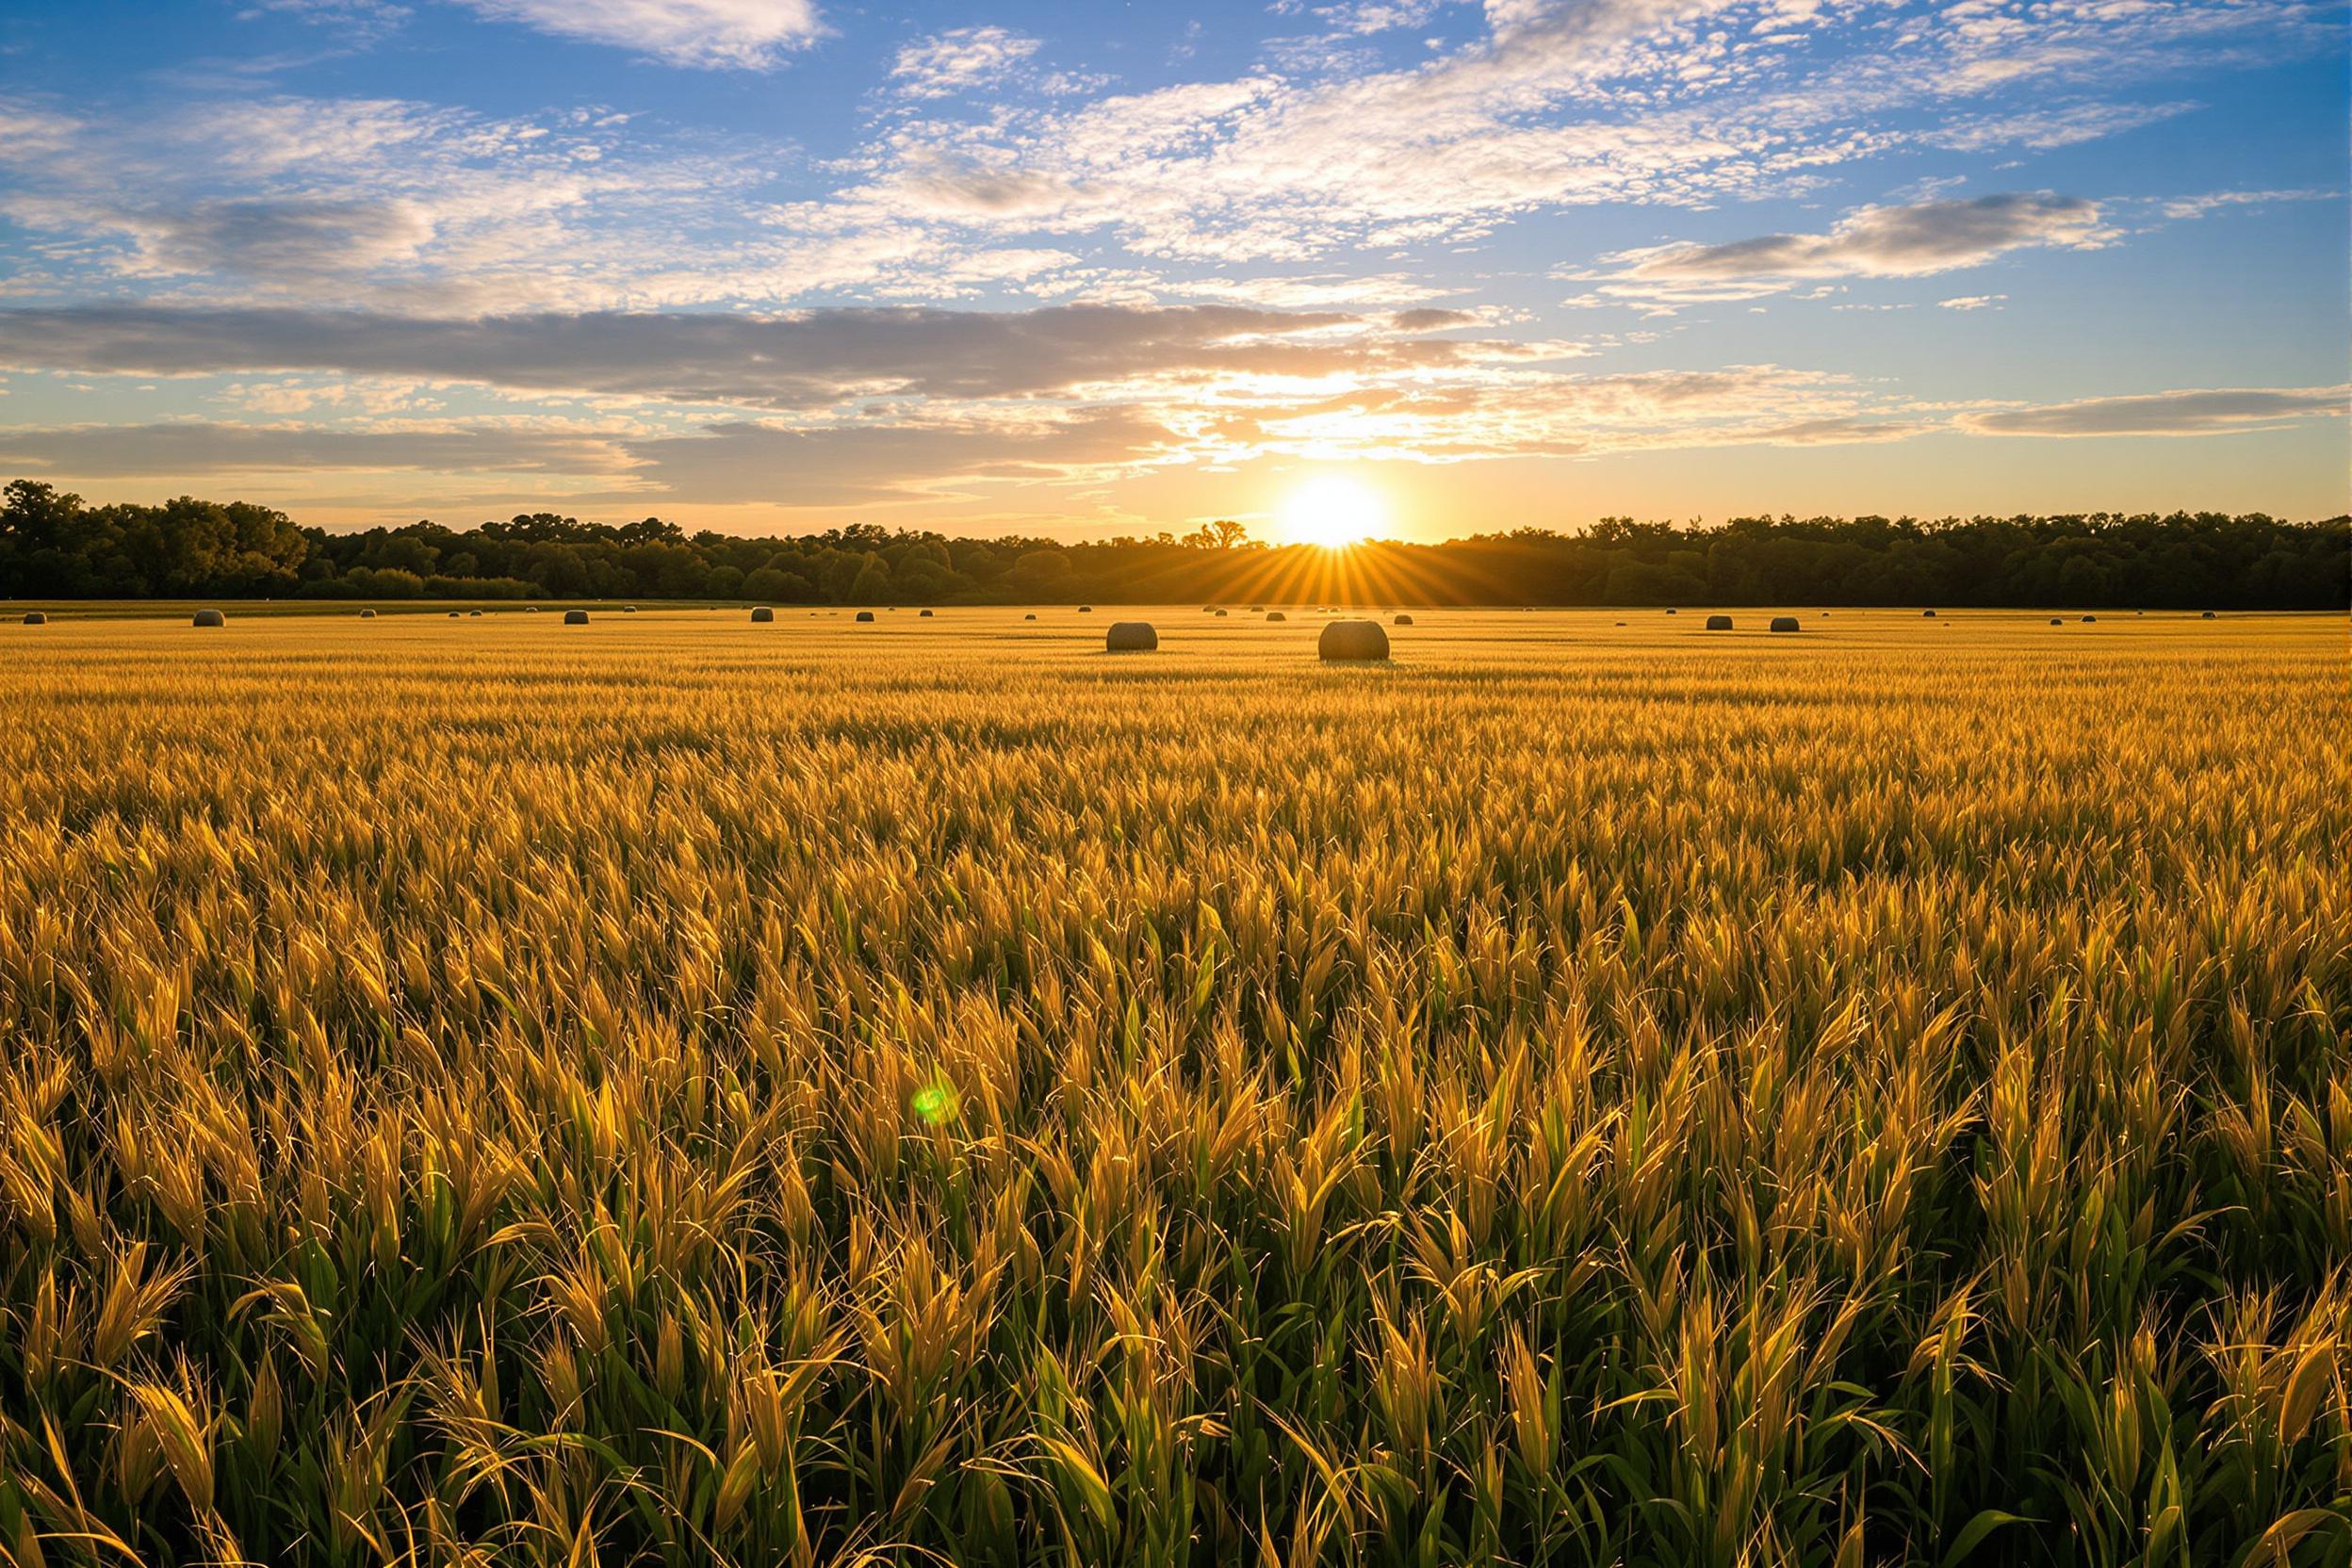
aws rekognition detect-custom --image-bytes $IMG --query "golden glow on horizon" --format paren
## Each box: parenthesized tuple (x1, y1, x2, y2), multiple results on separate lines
(1281, 474, 1386, 548)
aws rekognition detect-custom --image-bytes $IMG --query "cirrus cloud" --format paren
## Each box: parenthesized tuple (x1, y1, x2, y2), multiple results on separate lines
(0, 302, 1559, 409)
(1618, 193, 2115, 282)
(1959, 385, 2351, 438)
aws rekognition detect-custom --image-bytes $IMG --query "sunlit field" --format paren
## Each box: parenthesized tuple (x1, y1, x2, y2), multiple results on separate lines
(0, 606, 2344, 1568)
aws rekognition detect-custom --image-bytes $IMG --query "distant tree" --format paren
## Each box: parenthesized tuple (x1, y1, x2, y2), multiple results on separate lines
(3, 482, 2344, 611)
(743, 566, 815, 602)
(1007, 548, 1076, 600)
(846, 555, 893, 604)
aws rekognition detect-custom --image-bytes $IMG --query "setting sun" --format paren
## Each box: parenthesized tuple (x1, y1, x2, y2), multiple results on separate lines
(1282, 474, 1386, 548)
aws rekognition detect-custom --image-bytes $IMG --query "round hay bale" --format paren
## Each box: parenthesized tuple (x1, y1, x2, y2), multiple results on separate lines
(919, 609, 934, 618)
(192, 609, 226, 628)
(448, 611, 462, 618)
(1266, 611, 1287, 622)
(2049, 617, 2064, 626)
(1078, 605, 1094, 613)
(2081, 614, 2097, 623)
(855, 610, 875, 622)
(22, 612, 47, 625)
(2201, 611, 2215, 618)
(527, 606, 540, 612)
(1922, 609, 1936, 617)
(468, 610, 482, 617)
(624, 605, 638, 613)
(564, 609, 590, 625)
(750, 606, 775, 622)
(1105, 621, 1158, 652)
(1215, 609, 1229, 617)
(1250, 606, 1264, 612)
(1705, 613, 1733, 630)
(1770, 615, 1801, 633)
(358, 608, 376, 618)
(1666, 608, 1678, 615)
(1023, 612, 1037, 620)
(1318, 619, 1389, 662)
(1393, 612, 1414, 626)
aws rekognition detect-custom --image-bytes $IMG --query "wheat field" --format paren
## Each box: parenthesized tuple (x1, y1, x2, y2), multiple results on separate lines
(0, 606, 2344, 1567)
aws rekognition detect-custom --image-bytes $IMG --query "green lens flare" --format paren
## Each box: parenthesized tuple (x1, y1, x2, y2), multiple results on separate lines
(911, 1082, 958, 1124)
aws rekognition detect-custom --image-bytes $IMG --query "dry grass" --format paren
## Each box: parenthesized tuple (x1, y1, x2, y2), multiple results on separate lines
(0, 607, 2344, 1567)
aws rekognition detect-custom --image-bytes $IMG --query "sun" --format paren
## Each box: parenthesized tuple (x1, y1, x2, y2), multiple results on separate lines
(1282, 474, 1386, 548)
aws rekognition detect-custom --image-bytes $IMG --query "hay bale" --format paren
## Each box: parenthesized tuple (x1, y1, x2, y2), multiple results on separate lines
(1922, 609, 1936, 617)
(358, 609, 376, 619)
(1770, 615, 1800, 633)
(1705, 614, 1733, 630)
(2049, 617, 2064, 626)
(1393, 612, 1414, 626)
(1024, 612, 1037, 620)
(2201, 611, 2215, 618)
(22, 612, 46, 626)
(624, 605, 638, 613)
(1318, 619, 1389, 662)
(564, 609, 590, 625)
(751, 606, 775, 622)
(468, 610, 482, 617)
(191, 609, 226, 627)
(527, 606, 540, 612)
(856, 610, 875, 622)
(1078, 605, 1093, 613)
(1215, 609, 1229, 617)
(1266, 611, 1287, 622)
(1105, 621, 1158, 651)
(919, 609, 935, 618)
(1666, 608, 1678, 615)
(2081, 614, 2097, 623)
(448, 611, 462, 618)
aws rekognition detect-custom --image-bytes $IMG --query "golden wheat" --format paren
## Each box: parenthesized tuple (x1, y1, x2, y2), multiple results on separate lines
(0, 608, 2344, 1566)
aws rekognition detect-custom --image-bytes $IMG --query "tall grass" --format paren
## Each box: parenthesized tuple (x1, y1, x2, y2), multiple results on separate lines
(0, 610, 2344, 1566)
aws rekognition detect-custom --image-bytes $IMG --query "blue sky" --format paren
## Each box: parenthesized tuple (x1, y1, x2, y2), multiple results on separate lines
(0, 0, 2343, 539)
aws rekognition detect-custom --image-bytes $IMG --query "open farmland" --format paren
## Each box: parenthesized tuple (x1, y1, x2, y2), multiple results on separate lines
(0, 607, 2344, 1567)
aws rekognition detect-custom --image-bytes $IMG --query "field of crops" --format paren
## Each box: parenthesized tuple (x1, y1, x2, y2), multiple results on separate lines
(0, 605, 2344, 1568)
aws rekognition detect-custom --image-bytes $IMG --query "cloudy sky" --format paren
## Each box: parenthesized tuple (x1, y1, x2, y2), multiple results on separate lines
(0, 0, 2343, 540)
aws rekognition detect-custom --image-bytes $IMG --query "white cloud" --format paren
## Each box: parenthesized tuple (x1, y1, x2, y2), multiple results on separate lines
(890, 27, 1042, 99)
(1272, 0, 1447, 36)
(0, 102, 80, 163)
(1937, 293, 2004, 310)
(449, 0, 822, 69)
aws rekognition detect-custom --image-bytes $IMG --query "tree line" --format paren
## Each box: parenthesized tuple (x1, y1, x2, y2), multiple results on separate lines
(3, 480, 2344, 609)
